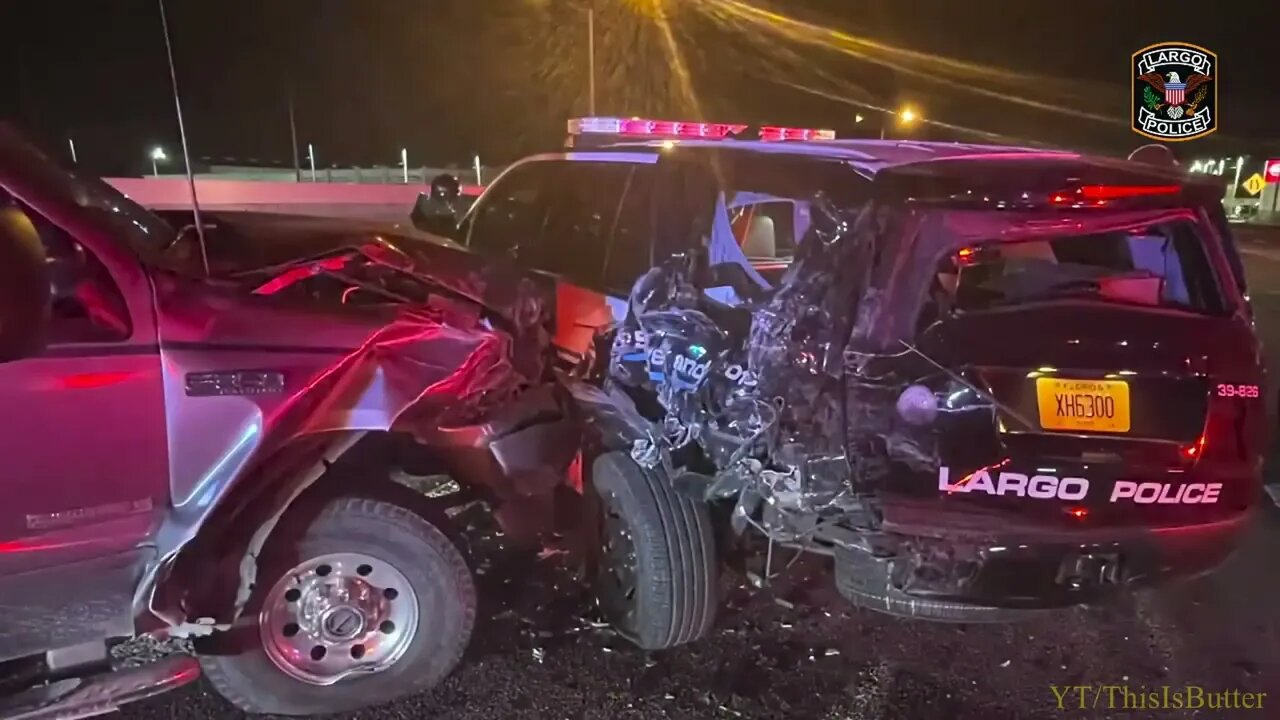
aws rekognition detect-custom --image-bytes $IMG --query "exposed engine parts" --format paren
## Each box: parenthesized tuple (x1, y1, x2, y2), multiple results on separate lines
(606, 200, 900, 553)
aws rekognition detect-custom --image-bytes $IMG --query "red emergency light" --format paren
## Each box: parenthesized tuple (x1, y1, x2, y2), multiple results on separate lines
(567, 117, 835, 142)
(1049, 184, 1180, 207)
(759, 126, 836, 142)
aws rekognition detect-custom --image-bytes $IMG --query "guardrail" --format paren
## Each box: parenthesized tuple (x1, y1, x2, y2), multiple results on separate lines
(194, 165, 502, 185)
(106, 177, 484, 221)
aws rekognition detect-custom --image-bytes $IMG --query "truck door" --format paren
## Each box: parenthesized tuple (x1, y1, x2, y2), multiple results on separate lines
(0, 192, 168, 659)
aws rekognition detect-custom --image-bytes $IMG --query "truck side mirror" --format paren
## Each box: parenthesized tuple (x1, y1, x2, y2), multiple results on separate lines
(411, 192, 460, 239)
(0, 205, 50, 362)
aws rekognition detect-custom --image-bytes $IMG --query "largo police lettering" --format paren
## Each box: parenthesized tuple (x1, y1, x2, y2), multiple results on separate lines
(1137, 49, 1211, 75)
(938, 467, 1089, 500)
(1109, 481, 1223, 505)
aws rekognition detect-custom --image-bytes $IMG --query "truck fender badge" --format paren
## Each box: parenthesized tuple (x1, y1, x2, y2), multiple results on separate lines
(938, 467, 1089, 500)
(26, 498, 154, 531)
(1109, 480, 1223, 504)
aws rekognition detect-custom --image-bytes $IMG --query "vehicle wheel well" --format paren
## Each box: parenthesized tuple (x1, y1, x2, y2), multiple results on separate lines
(155, 430, 467, 628)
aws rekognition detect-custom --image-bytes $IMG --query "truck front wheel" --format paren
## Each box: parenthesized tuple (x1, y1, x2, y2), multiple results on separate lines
(590, 451, 718, 650)
(197, 496, 475, 716)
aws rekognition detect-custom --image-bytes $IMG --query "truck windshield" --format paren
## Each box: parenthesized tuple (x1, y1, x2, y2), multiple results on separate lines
(934, 219, 1225, 316)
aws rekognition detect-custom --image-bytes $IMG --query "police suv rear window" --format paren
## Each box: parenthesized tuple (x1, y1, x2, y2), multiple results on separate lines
(931, 219, 1224, 316)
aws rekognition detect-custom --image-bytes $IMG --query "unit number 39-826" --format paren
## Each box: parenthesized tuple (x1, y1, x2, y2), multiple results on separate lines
(1217, 383, 1260, 398)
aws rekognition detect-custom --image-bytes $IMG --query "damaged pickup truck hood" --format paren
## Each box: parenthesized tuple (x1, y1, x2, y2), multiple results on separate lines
(144, 236, 554, 612)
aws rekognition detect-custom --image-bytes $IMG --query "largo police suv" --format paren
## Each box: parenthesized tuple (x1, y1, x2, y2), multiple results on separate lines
(422, 116, 1267, 642)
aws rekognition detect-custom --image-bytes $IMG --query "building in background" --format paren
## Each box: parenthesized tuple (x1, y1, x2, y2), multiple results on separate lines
(1187, 156, 1267, 222)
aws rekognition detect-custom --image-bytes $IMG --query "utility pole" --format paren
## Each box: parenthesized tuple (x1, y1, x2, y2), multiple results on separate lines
(587, 7, 596, 115)
(288, 90, 301, 182)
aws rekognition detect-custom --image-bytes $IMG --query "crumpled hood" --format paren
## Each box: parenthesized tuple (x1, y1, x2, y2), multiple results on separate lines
(149, 258, 551, 575)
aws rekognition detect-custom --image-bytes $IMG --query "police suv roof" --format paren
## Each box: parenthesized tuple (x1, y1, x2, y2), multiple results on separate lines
(587, 139, 1218, 200)
(561, 117, 1218, 199)
(600, 136, 1202, 180)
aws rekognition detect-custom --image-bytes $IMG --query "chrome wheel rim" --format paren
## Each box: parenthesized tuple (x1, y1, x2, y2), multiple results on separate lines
(260, 552, 418, 686)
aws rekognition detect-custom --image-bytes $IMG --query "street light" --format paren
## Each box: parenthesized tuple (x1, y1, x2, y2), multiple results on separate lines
(855, 113, 865, 124)
(150, 146, 167, 176)
(881, 106, 921, 139)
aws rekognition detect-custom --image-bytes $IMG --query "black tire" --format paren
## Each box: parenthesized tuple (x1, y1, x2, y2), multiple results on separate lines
(197, 496, 475, 716)
(590, 451, 718, 650)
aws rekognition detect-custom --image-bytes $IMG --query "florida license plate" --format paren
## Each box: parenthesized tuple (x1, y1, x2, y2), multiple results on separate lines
(1035, 378, 1131, 433)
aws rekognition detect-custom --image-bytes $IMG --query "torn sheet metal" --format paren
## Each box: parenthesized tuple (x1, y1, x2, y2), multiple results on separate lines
(142, 240, 561, 624)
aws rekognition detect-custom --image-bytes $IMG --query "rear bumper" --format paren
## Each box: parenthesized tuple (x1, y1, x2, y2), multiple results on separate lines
(840, 501, 1254, 610)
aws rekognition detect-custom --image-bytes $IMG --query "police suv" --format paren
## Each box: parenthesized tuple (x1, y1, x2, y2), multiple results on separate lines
(419, 117, 1267, 642)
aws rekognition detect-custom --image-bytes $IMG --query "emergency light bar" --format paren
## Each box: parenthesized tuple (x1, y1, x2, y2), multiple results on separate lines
(759, 126, 837, 142)
(567, 117, 835, 142)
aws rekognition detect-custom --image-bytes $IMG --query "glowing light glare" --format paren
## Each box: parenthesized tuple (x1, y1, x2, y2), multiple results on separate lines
(759, 125, 836, 141)
(1078, 184, 1179, 200)
(150, 147, 167, 161)
(899, 107, 919, 124)
(1050, 184, 1180, 207)
(568, 116, 747, 138)
(1182, 434, 1208, 460)
(568, 116, 834, 142)
(709, 0, 1124, 128)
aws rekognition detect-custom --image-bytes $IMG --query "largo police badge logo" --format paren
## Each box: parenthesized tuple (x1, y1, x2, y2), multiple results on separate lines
(1132, 42, 1217, 141)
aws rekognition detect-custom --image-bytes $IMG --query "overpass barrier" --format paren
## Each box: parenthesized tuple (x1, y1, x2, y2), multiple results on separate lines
(105, 177, 484, 222)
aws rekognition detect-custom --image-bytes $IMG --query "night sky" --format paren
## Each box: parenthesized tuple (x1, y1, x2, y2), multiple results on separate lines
(1, 0, 1274, 177)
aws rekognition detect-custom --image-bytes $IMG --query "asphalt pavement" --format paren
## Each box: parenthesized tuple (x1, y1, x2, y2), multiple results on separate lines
(120, 227, 1280, 720)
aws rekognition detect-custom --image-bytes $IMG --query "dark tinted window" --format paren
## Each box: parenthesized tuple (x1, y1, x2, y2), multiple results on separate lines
(526, 162, 632, 286)
(465, 160, 654, 293)
(7, 196, 132, 344)
(603, 165, 655, 294)
(465, 162, 554, 257)
(516, 161, 652, 291)
(924, 219, 1224, 322)
(1206, 203, 1246, 298)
